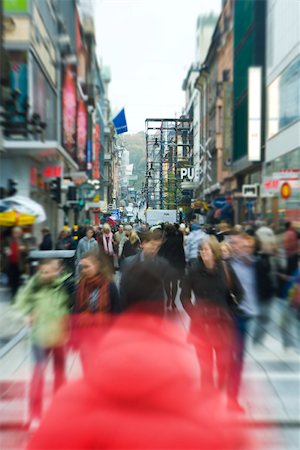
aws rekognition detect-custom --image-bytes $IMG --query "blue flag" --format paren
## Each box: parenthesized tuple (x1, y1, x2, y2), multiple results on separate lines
(112, 108, 128, 134)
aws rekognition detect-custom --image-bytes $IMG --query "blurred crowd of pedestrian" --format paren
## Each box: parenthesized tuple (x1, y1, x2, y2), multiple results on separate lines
(1, 217, 299, 446)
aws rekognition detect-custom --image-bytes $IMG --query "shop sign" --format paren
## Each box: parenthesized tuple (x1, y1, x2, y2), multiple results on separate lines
(242, 184, 259, 197)
(280, 182, 292, 199)
(273, 170, 300, 180)
(93, 123, 101, 179)
(42, 165, 63, 179)
(180, 167, 195, 181)
(76, 99, 87, 169)
(62, 66, 76, 157)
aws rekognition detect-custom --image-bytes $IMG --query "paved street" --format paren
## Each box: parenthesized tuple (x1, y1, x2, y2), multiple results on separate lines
(0, 284, 299, 449)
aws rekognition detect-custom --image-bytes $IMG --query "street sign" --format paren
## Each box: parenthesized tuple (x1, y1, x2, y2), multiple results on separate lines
(242, 184, 259, 197)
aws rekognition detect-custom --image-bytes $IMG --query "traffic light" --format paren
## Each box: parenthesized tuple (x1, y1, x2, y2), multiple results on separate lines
(67, 186, 77, 201)
(7, 179, 18, 196)
(49, 177, 61, 203)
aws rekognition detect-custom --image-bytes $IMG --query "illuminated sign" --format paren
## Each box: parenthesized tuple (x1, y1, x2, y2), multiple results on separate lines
(93, 123, 101, 179)
(281, 182, 292, 199)
(76, 99, 87, 169)
(248, 67, 262, 161)
(62, 66, 76, 157)
(43, 165, 63, 179)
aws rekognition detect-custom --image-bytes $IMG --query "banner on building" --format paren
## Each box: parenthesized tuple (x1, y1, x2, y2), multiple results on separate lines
(248, 67, 262, 161)
(112, 108, 128, 134)
(62, 65, 77, 158)
(77, 98, 87, 170)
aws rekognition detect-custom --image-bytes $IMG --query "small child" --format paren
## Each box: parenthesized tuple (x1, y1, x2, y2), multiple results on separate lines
(15, 258, 71, 430)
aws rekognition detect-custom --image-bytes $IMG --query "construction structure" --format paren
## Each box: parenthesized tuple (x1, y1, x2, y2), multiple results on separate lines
(144, 118, 193, 211)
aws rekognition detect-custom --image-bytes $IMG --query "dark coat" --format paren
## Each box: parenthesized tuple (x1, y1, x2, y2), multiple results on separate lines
(181, 258, 243, 313)
(158, 234, 186, 277)
(39, 233, 53, 251)
(119, 252, 172, 309)
(255, 252, 277, 302)
(122, 240, 140, 259)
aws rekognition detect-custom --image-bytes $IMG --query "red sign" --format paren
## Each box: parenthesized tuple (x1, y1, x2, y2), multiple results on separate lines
(62, 66, 76, 157)
(264, 179, 279, 190)
(76, 99, 87, 169)
(93, 123, 101, 180)
(281, 182, 292, 199)
(43, 165, 63, 179)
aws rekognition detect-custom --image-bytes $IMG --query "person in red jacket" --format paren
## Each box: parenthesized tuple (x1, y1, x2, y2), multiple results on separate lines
(28, 259, 258, 450)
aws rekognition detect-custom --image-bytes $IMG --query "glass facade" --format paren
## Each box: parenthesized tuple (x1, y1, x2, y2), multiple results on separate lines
(267, 55, 300, 139)
(32, 57, 57, 140)
(264, 148, 300, 224)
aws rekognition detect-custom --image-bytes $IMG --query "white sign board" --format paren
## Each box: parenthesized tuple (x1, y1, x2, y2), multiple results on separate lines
(145, 209, 177, 226)
(248, 67, 262, 161)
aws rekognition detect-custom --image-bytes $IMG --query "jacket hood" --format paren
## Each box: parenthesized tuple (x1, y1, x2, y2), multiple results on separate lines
(83, 313, 199, 412)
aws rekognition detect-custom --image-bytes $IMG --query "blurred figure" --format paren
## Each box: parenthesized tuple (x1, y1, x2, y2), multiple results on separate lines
(75, 226, 98, 263)
(252, 231, 279, 345)
(220, 241, 233, 260)
(56, 230, 73, 250)
(118, 224, 133, 266)
(4, 226, 27, 298)
(121, 229, 141, 259)
(120, 229, 170, 308)
(99, 223, 116, 271)
(114, 224, 125, 250)
(39, 227, 53, 251)
(14, 259, 70, 430)
(159, 224, 186, 309)
(71, 250, 121, 368)
(28, 254, 256, 450)
(283, 222, 299, 276)
(184, 222, 207, 265)
(227, 234, 260, 412)
(181, 236, 241, 397)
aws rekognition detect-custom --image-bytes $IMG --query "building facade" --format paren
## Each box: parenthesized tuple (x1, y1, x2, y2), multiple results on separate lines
(263, 0, 300, 224)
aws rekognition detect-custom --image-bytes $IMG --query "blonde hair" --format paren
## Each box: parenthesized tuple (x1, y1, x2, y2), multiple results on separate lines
(198, 236, 222, 261)
(220, 241, 233, 257)
(129, 230, 140, 245)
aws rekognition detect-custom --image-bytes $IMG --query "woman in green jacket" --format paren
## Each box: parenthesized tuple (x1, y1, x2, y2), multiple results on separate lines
(15, 258, 71, 430)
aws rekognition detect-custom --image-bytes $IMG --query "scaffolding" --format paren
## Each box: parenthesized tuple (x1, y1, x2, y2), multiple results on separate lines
(144, 118, 193, 210)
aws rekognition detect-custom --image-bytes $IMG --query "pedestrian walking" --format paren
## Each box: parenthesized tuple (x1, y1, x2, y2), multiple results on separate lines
(4, 226, 27, 298)
(227, 233, 260, 413)
(159, 224, 185, 309)
(252, 233, 279, 345)
(75, 226, 98, 263)
(99, 223, 116, 272)
(184, 222, 207, 265)
(39, 227, 53, 251)
(120, 229, 171, 308)
(181, 236, 242, 396)
(121, 229, 140, 260)
(71, 250, 121, 369)
(282, 222, 299, 280)
(14, 258, 71, 430)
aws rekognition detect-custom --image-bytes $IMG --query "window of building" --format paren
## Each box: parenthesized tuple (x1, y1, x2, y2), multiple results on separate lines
(267, 55, 300, 139)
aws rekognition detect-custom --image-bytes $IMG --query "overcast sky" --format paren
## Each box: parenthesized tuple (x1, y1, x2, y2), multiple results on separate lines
(94, 0, 221, 133)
